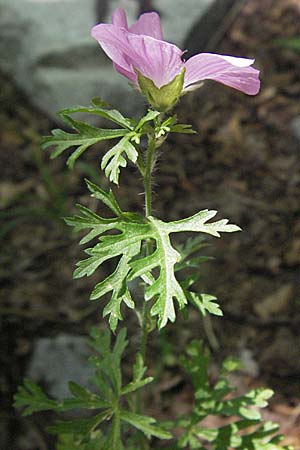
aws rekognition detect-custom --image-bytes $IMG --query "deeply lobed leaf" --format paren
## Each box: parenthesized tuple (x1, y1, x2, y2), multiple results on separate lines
(14, 379, 58, 416)
(42, 100, 200, 184)
(59, 97, 135, 130)
(68, 182, 241, 330)
(100, 136, 138, 184)
(41, 101, 170, 184)
(42, 117, 129, 169)
(173, 340, 293, 450)
(15, 328, 169, 449)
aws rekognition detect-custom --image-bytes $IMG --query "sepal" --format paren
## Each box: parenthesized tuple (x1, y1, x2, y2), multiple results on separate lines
(137, 68, 186, 112)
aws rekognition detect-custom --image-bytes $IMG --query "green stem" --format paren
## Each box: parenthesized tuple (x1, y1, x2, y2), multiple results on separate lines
(140, 302, 150, 362)
(140, 134, 157, 361)
(136, 133, 157, 429)
(144, 135, 156, 218)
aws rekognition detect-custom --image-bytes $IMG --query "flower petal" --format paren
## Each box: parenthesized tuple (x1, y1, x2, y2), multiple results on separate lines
(91, 24, 184, 88)
(127, 34, 183, 87)
(184, 53, 260, 95)
(91, 24, 137, 81)
(112, 7, 128, 29)
(129, 12, 163, 40)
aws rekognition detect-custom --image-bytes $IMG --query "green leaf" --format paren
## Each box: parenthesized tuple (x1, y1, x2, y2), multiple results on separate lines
(133, 353, 146, 381)
(56, 431, 105, 450)
(60, 98, 134, 130)
(221, 357, 241, 374)
(175, 235, 208, 260)
(154, 116, 176, 138)
(101, 136, 138, 185)
(170, 123, 197, 134)
(121, 353, 153, 395)
(85, 179, 122, 216)
(130, 216, 187, 328)
(216, 388, 273, 421)
(167, 209, 242, 237)
(121, 375, 153, 395)
(64, 204, 120, 245)
(48, 411, 110, 435)
(97, 245, 139, 332)
(69, 184, 241, 329)
(173, 340, 291, 450)
(14, 379, 58, 416)
(72, 217, 146, 279)
(175, 235, 210, 273)
(89, 328, 128, 398)
(180, 340, 210, 394)
(42, 115, 129, 169)
(42, 101, 165, 182)
(129, 211, 239, 328)
(59, 381, 111, 410)
(135, 109, 160, 132)
(90, 253, 131, 300)
(15, 328, 174, 450)
(187, 292, 223, 317)
(73, 218, 146, 329)
(120, 410, 172, 439)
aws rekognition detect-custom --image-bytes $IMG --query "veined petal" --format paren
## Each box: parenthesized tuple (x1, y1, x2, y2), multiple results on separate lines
(91, 24, 184, 88)
(127, 33, 183, 88)
(184, 53, 260, 95)
(112, 7, 128, 29)
(113, 62, 137, 82)
(129, 12, 163, 40)
(91, 24, 138, 81)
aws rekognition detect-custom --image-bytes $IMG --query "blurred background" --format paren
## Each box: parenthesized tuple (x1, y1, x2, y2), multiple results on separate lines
(1, 0, 300, 448)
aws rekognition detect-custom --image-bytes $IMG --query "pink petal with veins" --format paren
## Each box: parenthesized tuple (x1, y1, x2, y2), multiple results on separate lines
(126, 33, 183, 87)
(112, 8, 128, 28)
(92, 10, 260, 97)
(129, 12, 163, 40)
(91, 24, 183, 88)
(91, 24, 138, 81)
(184, 53, 260, 95)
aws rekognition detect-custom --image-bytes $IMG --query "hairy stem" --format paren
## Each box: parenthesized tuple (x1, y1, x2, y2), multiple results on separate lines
(136, 133, 157, 431)
(140, 134, 157, 360)
(144, 135, 156, 218)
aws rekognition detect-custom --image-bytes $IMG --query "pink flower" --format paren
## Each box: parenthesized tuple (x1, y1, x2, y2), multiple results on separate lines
(91, 8, 260, 102)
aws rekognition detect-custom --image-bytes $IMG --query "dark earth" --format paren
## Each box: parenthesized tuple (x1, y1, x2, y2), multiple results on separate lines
(1, 0, 300, 448)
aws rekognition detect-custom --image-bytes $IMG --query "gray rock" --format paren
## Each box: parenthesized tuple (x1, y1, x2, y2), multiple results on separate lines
(153, 0, 214, 48)
(239, 348, 259, 377)
(0, 0, 143, 118)
(27, 334, 94, 400)
(0, 0, 214, 119)
(290, 116, 300, 142)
